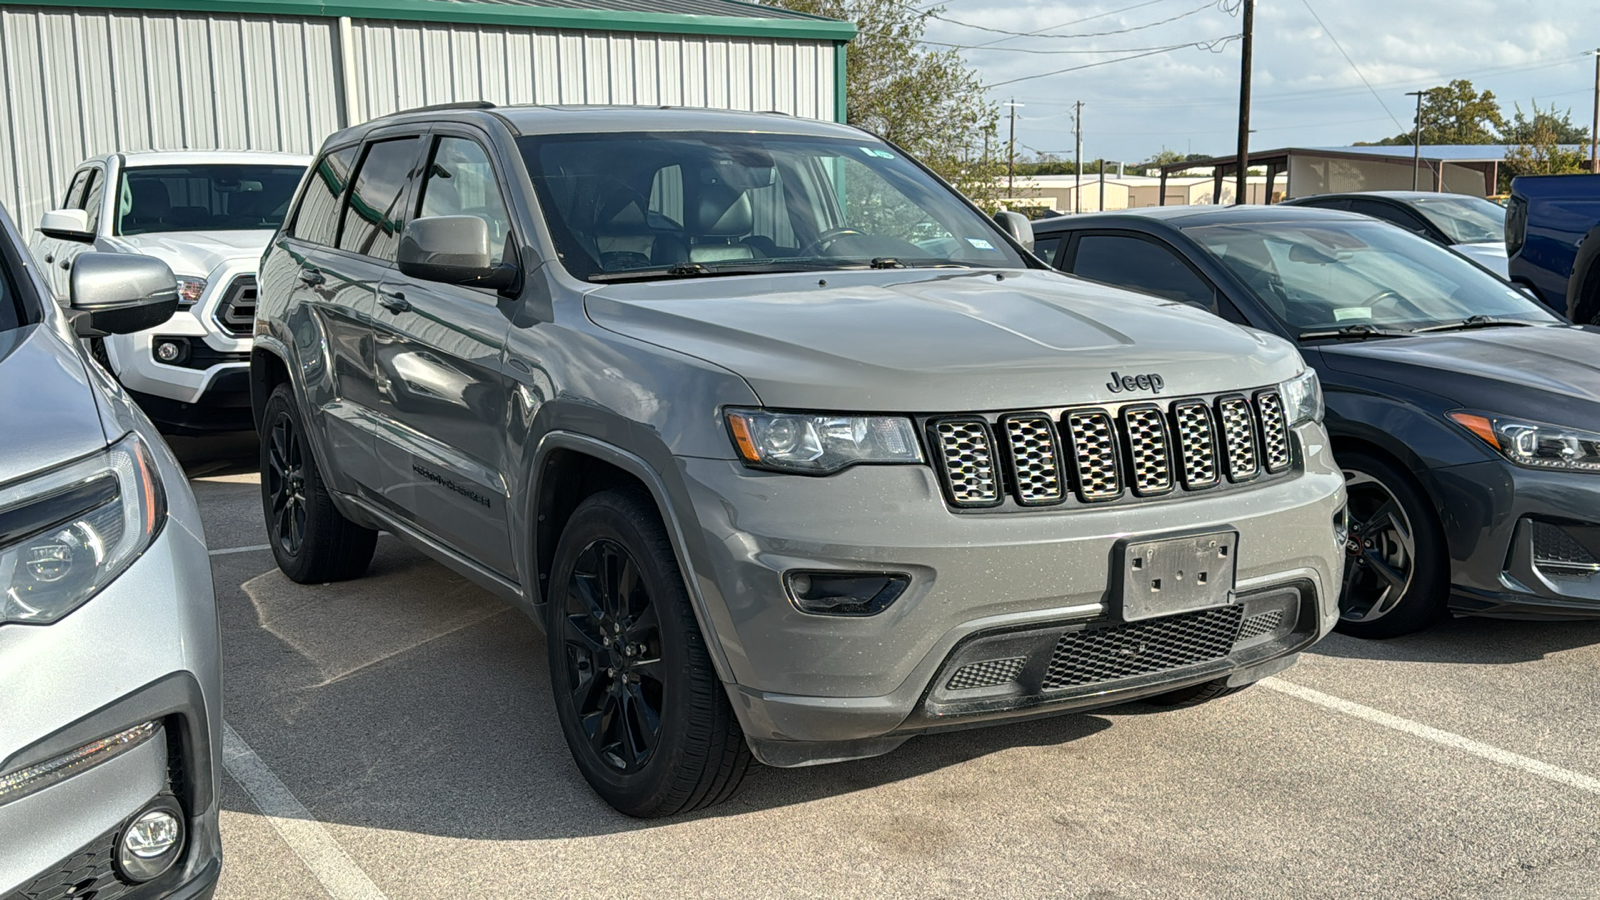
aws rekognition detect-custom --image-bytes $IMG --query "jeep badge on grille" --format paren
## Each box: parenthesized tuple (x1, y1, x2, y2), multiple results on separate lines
(1106, 371, 1165, 393)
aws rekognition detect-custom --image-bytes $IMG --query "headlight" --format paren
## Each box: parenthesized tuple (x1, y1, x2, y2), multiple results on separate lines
(174, 277, 207, 308)
(1279, 369, 1323, 426)
(725, 409, 923, 474)
(1, 434, 166, 625)
(1448, 412, 1600, 472)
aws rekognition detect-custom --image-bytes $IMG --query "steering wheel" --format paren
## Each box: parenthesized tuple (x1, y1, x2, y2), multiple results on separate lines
(802, 227, 867, 256)
(1360, 288, 1407, 312)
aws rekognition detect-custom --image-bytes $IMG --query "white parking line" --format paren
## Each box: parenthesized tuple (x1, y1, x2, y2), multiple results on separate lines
(1263, 678, 1600, 796)
(210, 544, 272, 556)
(222, 722, 391, 900)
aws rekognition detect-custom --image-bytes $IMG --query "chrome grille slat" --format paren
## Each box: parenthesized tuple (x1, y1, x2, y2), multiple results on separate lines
(1121, 406, 1173, 496)
(932, 419, 1001, 507)
(1001, 415, 1064, 505)
(1256, 390, 1291, 472)
(1172, 400, 1220, 489)
(1217, 396, 1260, 481)
(1064, 409, 1121, 501)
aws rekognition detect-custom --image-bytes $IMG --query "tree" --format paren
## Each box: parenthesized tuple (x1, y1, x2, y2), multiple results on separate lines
(765, 0, 1005, 206)
(1501, 101, 1595, 190)
(1500, 101, 1590, 145)
(1374, 79, 1507, 146)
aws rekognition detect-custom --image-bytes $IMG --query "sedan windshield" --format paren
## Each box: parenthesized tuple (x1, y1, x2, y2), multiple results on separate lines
(516, 131, 1028, 282)
(116, 164, 305, 236)
(1408, 194, 1505, 244)
(1187, 220, 1560, 335)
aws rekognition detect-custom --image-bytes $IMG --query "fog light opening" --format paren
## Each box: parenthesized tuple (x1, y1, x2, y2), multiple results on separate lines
(116, 798, 185, 884)
(785, 571, 910, 616)
(153, 338, 189, 366)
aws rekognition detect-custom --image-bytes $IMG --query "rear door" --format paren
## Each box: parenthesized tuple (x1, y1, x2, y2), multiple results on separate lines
(371, 127, 517, 576)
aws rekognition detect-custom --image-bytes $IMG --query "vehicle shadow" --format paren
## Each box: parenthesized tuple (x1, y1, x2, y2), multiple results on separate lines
(165, 430, 260, 478)
(1308, 614, 1600, 665)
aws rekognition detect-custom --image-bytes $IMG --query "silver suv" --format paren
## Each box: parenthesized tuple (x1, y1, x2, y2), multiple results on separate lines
(252, 104, 1346, 817)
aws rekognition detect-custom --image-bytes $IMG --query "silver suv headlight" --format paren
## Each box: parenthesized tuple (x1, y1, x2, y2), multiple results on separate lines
(725, 409, 924, 474)
(1449, 411, 1600, 473)
(1, 434, 167, 625)
(1279, 370, 1323, 426)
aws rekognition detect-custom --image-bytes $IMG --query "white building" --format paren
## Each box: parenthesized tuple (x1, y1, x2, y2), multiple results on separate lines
(0, 0, 853, 226)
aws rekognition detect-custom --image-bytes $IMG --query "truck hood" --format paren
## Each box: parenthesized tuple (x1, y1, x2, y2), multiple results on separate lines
(584, 269, 1304, 411)
(1452, 241, 1509, 278)
(0, 324, 108, 484)
(1320, 324, 1600, 415)
(108, 230, 273, 279)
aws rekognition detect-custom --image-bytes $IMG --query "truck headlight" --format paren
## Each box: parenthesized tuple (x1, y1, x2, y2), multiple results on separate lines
(174, 277, 207, 308)
(1, 434, 167, 625)
(725, 409, 923, 474)
(1279, 369, 1323, 426)
(1449, 411, 1600, 473)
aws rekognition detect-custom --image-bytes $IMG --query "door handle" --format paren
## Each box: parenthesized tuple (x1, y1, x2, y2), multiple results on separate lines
(377, 290, 411, 314)
(298, 267, 325, 286)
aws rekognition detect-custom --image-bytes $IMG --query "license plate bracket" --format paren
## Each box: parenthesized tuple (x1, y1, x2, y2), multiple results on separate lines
(1116, 530, 1238, 622)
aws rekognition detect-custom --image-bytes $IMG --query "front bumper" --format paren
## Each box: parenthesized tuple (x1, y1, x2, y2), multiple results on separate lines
(675, 422, 1345, 765)
(0, 458, 221, 897)
(1435, 459, 1600, 619)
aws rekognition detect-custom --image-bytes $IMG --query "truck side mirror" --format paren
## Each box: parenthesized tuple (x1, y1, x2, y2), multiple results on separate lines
(39, 209, 94, 243)
(993, 211, 1035, 253)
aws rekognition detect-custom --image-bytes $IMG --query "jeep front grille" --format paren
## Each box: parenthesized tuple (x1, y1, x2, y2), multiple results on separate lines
(213, 274, 257, 337)
(927, 389, 1290, 509)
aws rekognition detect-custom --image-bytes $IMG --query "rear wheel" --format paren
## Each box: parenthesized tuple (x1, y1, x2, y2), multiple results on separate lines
(259, 384, 377, 583)
(1334, 452, 1448, 639)
(546, 489, 749, 817)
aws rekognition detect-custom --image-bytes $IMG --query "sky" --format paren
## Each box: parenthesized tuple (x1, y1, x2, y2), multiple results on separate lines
(919, 0, 1598, 163)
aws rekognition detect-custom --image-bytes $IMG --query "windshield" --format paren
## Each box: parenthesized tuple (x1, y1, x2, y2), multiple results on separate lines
(1187, 220, 1559, 335)
(1408, 194, 1505, 244)
(116, 164, 306, 236)
(515, 131, 1027, 282)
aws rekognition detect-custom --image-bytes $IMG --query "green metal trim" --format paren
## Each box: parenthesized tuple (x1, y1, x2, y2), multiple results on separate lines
(833, 42, 848, 124)
(0, 0, 858, 41)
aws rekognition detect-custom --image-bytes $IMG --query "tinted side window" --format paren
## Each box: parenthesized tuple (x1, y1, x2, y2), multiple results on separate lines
(1071, 233, 1215, 308)
(340, 138, 422, 262)
(1349, 199, 1429, 234)
(1033, 234, 1064, 267)
(81, 169, 105, 231)
(291, 146, 359, 246)
(1295, 197, 1349, 211)
(417, 137, 512, 264)
(63, 170, 91, 208)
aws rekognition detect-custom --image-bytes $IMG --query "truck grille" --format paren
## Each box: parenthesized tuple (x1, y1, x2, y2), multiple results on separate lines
(928, 390, 1290, 509)
(1041, 605, 1245, 690)
(213, 274, 257, 337)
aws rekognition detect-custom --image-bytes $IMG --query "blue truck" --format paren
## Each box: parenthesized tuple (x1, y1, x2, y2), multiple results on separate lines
(1507, 173, 1600, 322)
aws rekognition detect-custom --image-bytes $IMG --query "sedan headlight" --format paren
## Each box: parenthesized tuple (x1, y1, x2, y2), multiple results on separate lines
(1448, 411, 1600, 472)
(174, 277, 207, 308)
(1279, 369, 1323, 426)
(1, 434, 167, 625)
(725, 409, 923, 474)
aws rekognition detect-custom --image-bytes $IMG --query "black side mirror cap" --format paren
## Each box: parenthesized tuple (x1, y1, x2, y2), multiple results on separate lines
(68, 253, 179, 337)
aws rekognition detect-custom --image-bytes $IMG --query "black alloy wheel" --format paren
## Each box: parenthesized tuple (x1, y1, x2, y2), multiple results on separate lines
(266, 411, 308, 557)
(560, 537, 666, 773)
(1333, 452, 1447, 638)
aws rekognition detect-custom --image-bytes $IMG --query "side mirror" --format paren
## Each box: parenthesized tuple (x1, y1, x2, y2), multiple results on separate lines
(39, 209, 94, 243)
(398, 216, 518, 291)
(993, 210, 1035, 253)
(68, 253, 179, 337)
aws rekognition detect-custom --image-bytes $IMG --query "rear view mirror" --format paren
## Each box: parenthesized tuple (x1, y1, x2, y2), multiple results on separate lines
(68, 253, 179, 336)
(39, 209, 94, 243)
(1287, 243, 1340, 265)
(398, 216, 518, 292)
(993, 210, 1035, 253)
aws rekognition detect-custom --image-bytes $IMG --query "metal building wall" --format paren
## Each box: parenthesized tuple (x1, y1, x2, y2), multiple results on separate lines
(0, 4, 838, 231)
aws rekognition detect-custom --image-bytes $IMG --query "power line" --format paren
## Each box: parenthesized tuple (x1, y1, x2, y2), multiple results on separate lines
(935, 0, 1177, 51)
(923, 35, 1236, 56)
(1299, 0, 1406, 132)
(930, 0, 1224, 44)
(984, 37, 1240, 89)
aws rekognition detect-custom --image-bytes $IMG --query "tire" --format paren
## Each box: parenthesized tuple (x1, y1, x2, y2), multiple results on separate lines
(546, 489, 750, 817)
(1144, 678, 1251, 707)
(1333, 451, 1449, 639)
(259, 383, 378, 583)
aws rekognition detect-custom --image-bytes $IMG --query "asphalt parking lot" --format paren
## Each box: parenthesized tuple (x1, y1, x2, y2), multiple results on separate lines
(171, 434, 1600, 900)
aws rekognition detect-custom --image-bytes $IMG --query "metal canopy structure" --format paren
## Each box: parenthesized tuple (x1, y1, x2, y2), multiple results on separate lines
(1155, 145, 1525, 204)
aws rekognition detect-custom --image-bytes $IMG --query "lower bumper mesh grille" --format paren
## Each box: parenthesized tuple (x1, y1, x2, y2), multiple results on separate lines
(1041, 605, 1245, 690)
(7, 822, 133, 900)
(946, 657, 1027, 690)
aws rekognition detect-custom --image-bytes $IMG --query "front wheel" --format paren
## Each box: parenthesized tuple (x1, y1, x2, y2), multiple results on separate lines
(1333, 452, 1448, 639)
(546, 489, 749, 817)
(259, 384, 377, 583)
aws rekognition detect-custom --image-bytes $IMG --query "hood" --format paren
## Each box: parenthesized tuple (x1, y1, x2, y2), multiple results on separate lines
(1321, 324, 1600, 416)
(0, 324, 108, 484)
(584, 269, 1304, 411)
(1452, 241, 1509, 278)
(108, 230, 273, 278)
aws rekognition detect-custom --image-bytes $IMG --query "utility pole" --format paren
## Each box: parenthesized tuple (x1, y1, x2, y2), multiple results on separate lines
(1234, 0, 1253, 205)
(1406, 90, 1424, 190)
(1591, 48, 1598, 174)
(1004, 100, 1022, 197)
(1074, 101, 1083, 214)
(1099, 158, 1106, 212)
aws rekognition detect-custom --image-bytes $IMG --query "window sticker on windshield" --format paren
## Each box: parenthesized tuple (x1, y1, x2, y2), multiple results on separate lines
(859, 147, 897, 159)
(967, 238, 997, 250)
(1333, 307, 1371, 321)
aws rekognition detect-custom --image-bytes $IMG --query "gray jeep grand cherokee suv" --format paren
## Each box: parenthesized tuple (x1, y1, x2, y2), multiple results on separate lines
(252, 104, 1345, 817)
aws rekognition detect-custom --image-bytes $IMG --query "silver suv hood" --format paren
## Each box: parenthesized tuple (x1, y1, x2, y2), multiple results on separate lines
(585, 269, 1303, 411)
(108, 230, 274, 279)
(0, 325, 107, 484)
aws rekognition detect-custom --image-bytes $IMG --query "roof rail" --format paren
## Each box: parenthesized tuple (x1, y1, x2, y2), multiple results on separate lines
(380, 100, 497, 119)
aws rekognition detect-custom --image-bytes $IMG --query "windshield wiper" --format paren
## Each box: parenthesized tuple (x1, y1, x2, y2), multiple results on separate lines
(1297, 324, 1415, 342)
(1409, 315, 1544, 334)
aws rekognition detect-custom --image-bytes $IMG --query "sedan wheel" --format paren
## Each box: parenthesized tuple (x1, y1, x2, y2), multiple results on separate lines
(1332, 452, 1448, 639)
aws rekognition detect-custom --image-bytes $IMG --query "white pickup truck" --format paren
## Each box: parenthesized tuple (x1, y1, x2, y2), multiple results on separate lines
(31, 150, 308, 432)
